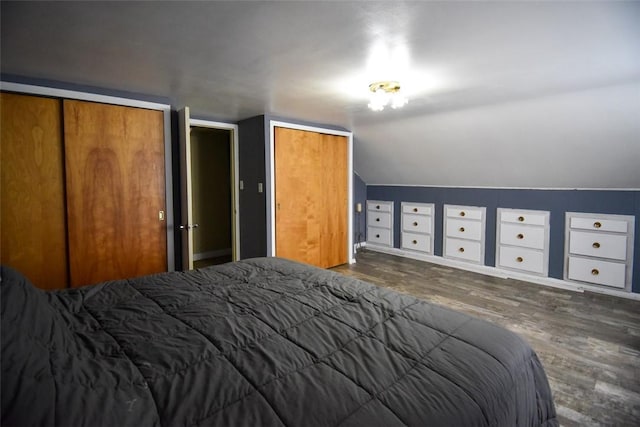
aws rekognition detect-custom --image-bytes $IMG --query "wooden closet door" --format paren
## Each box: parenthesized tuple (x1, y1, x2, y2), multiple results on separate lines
(274, 127, 348, 268)
(0, 93, 69, 289)
(320, 133, 348, 268)
(63, 100, 167, 287)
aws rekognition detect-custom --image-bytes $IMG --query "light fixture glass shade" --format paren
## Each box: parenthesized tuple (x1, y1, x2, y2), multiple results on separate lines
(390, 93, 408, 109)
(367, 88, 388, 111)
(368, 81, 408, 111)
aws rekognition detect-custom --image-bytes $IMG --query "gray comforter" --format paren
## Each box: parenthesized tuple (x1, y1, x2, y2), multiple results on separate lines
(1, 257, 557, 426)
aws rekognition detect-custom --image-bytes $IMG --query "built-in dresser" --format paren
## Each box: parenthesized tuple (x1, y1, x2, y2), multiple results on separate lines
(443, 204, 486, 265)
(565, 212, 635, 291)
(367, 200, 394, 248)
(496, 208, 550, 277)
(401, 202, 435, 254)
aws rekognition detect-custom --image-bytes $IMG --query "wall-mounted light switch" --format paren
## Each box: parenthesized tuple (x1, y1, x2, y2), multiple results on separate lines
(258, 182, 263, 193)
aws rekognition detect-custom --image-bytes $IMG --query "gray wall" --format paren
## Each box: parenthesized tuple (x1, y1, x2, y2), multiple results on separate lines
(353, 172, 367, 248)
(367, 186, 640, 293)
(237, 115, 268, 259)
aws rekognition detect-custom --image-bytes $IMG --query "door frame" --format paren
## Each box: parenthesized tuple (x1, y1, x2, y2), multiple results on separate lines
(268, 120, 354, 264)
(181, 114, 240, 266)
(0, 81, 175, 271)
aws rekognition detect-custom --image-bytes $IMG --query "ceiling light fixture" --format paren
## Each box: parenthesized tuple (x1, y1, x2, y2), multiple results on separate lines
(367, 80, 408, 111)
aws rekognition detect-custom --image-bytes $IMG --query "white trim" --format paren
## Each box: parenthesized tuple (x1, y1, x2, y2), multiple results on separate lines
(268, 120, 354, 264)
(193, 248, 232, 261)
(0, 81, 170, 112)
(365, 183, 640, 191)
(364, 244, 640, 301)
(188, 118, 241, 261)
(1, 80, 175, 271)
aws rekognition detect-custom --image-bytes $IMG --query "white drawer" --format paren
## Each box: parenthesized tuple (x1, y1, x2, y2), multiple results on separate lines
(402, 214, 431, 234)
(500, 210, 547, 226)
(368, 211, 392, 229)
(402, 204, 432, 216)
(444, 237, 482, 263)
(569, 231, 627, 261)
(446, 206, 483, 220)
(570, 217, 628, 233)
(401, 232, 432, 253)
(368, 227, 392, 246)
(446, 218, 483, 241)
(499, 223, 546, 250)
(367, 201, 392, 213)
(498, 246, 545, 274)
(567, 256, 626, 289)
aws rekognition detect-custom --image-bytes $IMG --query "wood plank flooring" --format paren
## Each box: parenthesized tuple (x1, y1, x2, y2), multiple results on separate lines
(331, 250, 640, 427)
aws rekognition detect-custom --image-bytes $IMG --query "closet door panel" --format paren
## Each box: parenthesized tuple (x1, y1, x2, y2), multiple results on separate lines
(274, 127, 348, 269)
(275, 127, 322, 266)
(320, 133, 348, 267)
(63, 100, 167, 287)
(0, 93, 68, 289)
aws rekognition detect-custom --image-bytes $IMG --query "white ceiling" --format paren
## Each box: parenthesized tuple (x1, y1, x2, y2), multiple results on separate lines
(2, 1, 639, 188)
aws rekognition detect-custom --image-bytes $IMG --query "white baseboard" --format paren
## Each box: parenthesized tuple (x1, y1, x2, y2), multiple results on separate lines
(193, 248, 232, 261)
(364, 244, 640, 301)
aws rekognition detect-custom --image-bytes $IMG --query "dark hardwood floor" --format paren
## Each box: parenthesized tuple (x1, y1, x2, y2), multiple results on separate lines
(331, 250, 640, 427)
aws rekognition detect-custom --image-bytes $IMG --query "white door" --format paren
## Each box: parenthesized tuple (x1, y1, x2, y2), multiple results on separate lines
(178, 107, 196, 270)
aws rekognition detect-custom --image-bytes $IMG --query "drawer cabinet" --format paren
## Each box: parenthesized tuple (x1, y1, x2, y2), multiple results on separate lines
(496, 208, 550, 276)
(367, 200, 393, 247)
(564, 212, 635, 291)
(401, 202, 434, 254)
(443, 205, 486, 264)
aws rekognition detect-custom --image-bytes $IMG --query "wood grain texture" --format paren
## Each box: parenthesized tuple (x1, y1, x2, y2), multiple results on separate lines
(332, 250, 640, 427)
(0, 92, 68, 290)
(320, 133, 348, 268)
(63, 100, 166, 287)
(275, 127, 347, 268)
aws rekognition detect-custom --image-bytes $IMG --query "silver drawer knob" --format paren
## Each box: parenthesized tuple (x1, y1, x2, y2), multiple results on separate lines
(591, 268, 599, 276)
(593, 221, 602, 229)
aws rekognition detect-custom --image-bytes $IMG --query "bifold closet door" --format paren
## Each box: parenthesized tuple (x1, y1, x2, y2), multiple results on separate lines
(63, 100, 167, 287)
(0, 92, 68, 289)
(274, 127, 348, 268)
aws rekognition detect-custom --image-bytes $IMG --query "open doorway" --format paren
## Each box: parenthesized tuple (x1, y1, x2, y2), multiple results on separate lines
(190, 127, 233, 268)
(178, 109, 239, 270)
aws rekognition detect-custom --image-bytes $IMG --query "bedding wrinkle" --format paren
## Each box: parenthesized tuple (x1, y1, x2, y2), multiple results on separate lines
(80, 280, 162, 426)
(133, 280, 289, 427)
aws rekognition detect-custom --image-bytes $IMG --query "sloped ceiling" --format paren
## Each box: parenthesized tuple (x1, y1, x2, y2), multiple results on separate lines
(2, 1, 639, 188)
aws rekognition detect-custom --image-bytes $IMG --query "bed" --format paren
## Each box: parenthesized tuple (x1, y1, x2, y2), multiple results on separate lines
(1, 257, 557, 426)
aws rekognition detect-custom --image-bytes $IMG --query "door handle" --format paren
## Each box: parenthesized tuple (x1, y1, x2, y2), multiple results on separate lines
(179, 224, 199, 230)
